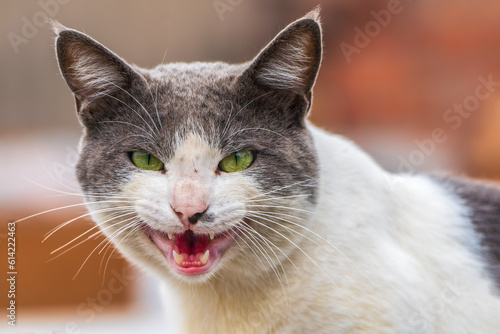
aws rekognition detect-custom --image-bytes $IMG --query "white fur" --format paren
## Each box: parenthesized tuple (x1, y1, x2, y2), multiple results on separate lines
(89, 133, 263, 284)
(256, 34, 314, 92)
(298, 125, 500, 333)
(90, 126, 500, 333)
(163, 125, 500, 333)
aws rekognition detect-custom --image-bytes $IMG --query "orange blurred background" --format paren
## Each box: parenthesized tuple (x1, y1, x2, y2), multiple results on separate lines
(2, 0, 500, 332)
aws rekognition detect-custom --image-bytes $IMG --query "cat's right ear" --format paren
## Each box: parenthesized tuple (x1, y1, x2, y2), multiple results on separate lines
(240, 9, 322, 101)
(53, 22, 140, 120)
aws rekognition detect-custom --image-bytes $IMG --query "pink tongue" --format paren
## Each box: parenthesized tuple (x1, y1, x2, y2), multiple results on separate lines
(175, 230, 209, 254)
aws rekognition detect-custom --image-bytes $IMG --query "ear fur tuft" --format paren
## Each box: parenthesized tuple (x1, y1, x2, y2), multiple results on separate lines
(50, 20, 68, 35)
(55, 27, 134, 101)
(247, 9, 322, 95)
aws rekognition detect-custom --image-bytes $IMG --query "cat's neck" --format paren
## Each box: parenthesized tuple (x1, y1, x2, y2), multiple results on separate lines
(164, 125, 398, 333)
(167, 246, 319, 333)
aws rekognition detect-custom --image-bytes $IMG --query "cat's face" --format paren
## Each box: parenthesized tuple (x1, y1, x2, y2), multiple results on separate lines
(55, 11, 322, 283)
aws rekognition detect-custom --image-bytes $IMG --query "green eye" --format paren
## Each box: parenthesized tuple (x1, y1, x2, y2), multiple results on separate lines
(131, 151, 164, 171)
(218, 149, 254, 173)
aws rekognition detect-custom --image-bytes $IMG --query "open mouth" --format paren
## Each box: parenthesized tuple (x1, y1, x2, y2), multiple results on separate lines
(145, 227, 237, 275)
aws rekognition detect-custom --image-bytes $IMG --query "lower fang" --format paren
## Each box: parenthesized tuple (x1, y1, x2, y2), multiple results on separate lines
(173, 250, 185, 265)
(200, 250, 210, 265)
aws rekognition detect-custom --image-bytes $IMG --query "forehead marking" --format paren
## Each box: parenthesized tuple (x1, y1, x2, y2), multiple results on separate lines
(170, 133, 220, 172)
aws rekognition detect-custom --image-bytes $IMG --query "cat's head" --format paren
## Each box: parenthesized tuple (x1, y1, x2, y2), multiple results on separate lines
(54, 10, 322, 284)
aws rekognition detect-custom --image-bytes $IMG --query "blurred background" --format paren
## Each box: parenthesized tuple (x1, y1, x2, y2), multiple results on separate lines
(2, 0, 500, 332)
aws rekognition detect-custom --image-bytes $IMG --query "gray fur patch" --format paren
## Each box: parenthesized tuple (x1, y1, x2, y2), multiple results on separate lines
(54, 16, 322, 213)
(432, 174, 500, 286)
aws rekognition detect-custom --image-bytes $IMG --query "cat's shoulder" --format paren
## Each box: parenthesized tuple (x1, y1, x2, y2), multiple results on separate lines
(307, 123, 385, 178)
(431, 174, 500, 285)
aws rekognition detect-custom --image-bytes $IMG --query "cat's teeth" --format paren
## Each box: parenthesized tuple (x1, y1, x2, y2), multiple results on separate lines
(200, 250, 210, 265)
(209, 232, 215, 240)
(173, 250, 185, 265)
(167, 232, 174, 240)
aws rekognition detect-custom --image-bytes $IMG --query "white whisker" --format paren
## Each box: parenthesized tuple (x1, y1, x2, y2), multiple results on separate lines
(72, 217, 139, 280)
(220, 92, 271, 140)
(100, 221, 144, 277)
(247, 204, 314, 214)
(243, 215, 358, 312)
(248, 180, 314, 200)
(43, 205, 134, 242)
(235, 225, 290, 307)
(49, 209, 136, 254)
(102, 80, 161, 136)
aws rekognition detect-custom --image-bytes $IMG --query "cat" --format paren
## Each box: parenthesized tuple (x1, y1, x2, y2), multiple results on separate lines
(53, 9, 500, 334)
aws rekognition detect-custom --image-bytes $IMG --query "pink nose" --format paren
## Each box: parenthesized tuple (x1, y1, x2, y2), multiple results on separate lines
(172, 204, 208, 226)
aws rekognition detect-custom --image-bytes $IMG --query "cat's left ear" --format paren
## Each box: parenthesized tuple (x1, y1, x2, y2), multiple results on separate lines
(241, 8, 322, 111)
(53, 21, 143, 126)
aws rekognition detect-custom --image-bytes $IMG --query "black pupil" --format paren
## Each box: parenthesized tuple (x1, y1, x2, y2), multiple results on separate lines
(147, 154, 151, 164)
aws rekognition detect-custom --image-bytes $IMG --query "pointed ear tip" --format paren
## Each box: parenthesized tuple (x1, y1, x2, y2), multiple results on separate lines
(304, 6, 322, 23)
(50, 20, 71, 36)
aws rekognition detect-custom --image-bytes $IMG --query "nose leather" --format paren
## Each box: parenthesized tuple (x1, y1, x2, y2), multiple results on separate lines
(172, 205, 208, 225)
(172, 179, 208, 226)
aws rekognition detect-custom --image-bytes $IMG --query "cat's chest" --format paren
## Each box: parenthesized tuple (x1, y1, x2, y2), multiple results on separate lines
(167, 262, 392, 334)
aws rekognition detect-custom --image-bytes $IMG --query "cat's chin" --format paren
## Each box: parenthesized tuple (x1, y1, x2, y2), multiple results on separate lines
(143, 224, 240, 276)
